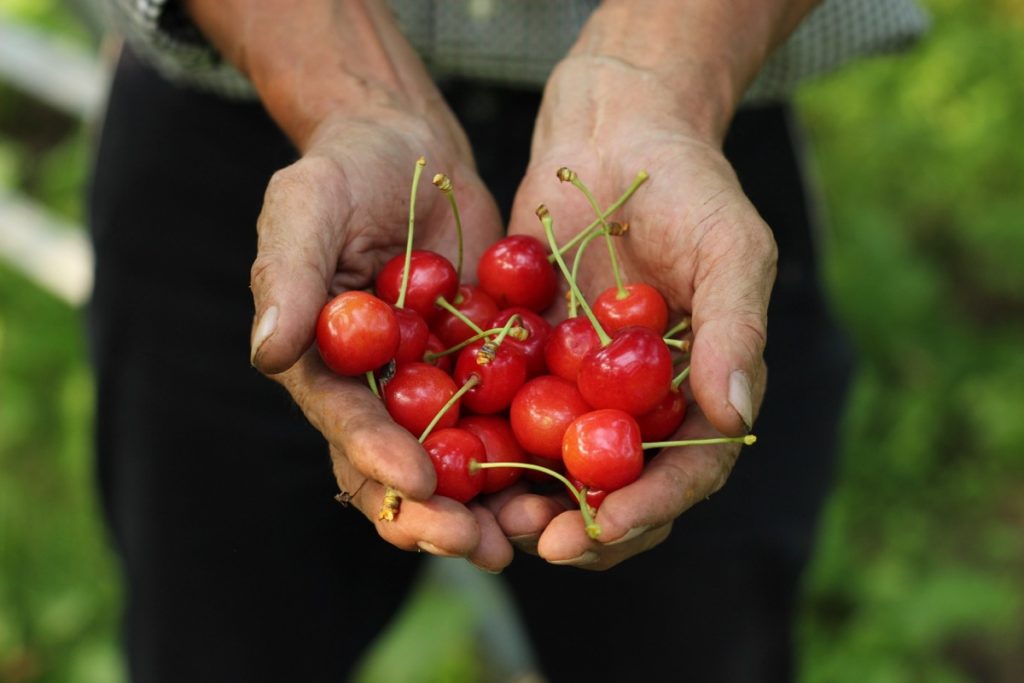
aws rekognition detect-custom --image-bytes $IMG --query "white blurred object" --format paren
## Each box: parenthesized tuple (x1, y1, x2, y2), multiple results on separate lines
(0, 191, 93, 306)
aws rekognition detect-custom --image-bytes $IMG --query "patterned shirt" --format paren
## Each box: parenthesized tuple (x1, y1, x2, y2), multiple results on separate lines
(106, 0, 928, 103)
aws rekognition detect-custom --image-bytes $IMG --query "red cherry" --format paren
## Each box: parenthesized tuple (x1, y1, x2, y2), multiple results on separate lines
(392, 306, 429, 366)
(577, 326, 672, 416)
(453, 341, 527, 415)
(431, 284, 500, 347)
(509, 375, 590, 461)
(422, 333, 453, 373)
(635, 387, 687, 441)
(457, 416, 526, 494)
(567, 474, 609, 511)
(375, 250, 458, 322)
(383, 362, 460, 436)
(544, 316, 601, 383)
(316, 291, 400, 376)
(563, 409, 643, 492)
(490, 307, 551, 377)
(593, 283, 669, 335)
(422, 428, 485, 503)
(477, 235, 558, 312)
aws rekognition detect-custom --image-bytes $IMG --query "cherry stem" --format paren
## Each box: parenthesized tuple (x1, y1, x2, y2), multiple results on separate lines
(423, 325, 527, 362)
(379, 487, 400, 521)
(538, 205, 612, 346)
(365, 371, 381, 399)
(642, 434, 757, 450)
(568, 227, 605, 319)
(664, 318, 692, 339)
(664, 338, 690, 351)
(549, 170, 649, 262)
(435, 295, 486, 336)
(396, 157, 427, 310)
(433, 173, 464, 282)
(418, 375, 479, 443)
(559, 168, 627, 298)
(476, 314, 520, 364)
(671, 366, 690, 390)
(470, 460, 602, 539)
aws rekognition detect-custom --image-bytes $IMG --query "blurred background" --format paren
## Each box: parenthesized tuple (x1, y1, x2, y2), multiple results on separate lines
(1, 0, 1021, 681)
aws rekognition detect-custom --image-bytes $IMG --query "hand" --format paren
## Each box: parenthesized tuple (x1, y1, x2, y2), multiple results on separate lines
(249, 110, 512, 572)
(495, 53, 776, 569)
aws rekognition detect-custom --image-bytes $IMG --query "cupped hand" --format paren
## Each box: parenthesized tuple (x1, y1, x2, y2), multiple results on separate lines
(248, 110, 512, 571)
(495, 55, 777, 568)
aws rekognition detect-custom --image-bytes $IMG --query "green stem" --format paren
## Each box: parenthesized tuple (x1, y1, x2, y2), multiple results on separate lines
(671, 366, 690, 391)
(423, 325, 525, 362)
(562, 169, 627, 297)
(549, 170, 649, 262)
(475, 314, 520, 364)
(396, 157, 427, 310)
(470, 460, 602, 539)
(664, 338, 690, 351)
(664, 317, 692, 339)
(418, 375, 479, 443)
(433, 173, 464, 282)
(365, 371, 381, 399)
(538, 206, 612, 346)
(568, 228, 605, 319)
(435, 295, 485, 336)
(642, 434, 757, 450)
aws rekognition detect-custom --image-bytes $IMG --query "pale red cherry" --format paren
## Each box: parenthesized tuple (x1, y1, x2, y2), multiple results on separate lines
(593, 282, 669, 335)
(317, 291, 399, 376)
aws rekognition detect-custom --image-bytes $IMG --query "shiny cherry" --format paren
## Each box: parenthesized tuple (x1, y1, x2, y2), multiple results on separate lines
(544, 316, 601, 383)
(457, 415, 526, 494)
(490, 307, 551, 377)
(375, 250, 458, 322)
(391, 306, 430, 366)
(383, 362, 460, 436)
(577, 326, 672, 416)
(563, 409, 644, 492)
(509, 375, 590, 461)
(431, 284, 500, 347)
(453, 340, 527, 415)
(593, 282, 669, 335)
(477, 235, 558, 312)
(422, 428, 485, 503)
(635, 387, 687, 441)
(316, 291, 400, 376)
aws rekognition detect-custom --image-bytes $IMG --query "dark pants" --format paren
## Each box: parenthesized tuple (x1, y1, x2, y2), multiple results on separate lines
(89, 48, 853, 682)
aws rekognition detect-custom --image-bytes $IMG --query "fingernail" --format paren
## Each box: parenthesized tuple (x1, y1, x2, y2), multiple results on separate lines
(417, 541, 461, 558)
(605, 525, 649, 546)
(508, 534, 539, 553)
(729, 370, 753, 431)
(467, 559, 502, 575)
(550, 551, 598, 566)
(250, 306, 278, 365)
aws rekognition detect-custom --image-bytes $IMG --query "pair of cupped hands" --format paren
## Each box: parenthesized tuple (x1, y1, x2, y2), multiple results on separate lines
(248, 56, 776, 572)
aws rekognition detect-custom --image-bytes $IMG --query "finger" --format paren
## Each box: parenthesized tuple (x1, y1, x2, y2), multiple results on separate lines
(689, 200, 776, 435)
(495, 492, 570, 552)
(281, 352, 437, 500)
(331, 445, 481, 556)
(590, 405, 746, 540)
(251, 156, 349, 374)
(536, 512, 672, 571)
(465, 504, 515, 573)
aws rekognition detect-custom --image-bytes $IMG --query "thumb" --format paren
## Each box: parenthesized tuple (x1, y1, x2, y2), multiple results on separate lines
(688, 214, 776, 436)
(250, 157, 347, 374)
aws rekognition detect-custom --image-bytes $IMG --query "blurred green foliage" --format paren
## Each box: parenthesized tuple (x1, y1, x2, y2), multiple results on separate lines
(0, 0, 1021, 681)
(795, 0, 1024, 681)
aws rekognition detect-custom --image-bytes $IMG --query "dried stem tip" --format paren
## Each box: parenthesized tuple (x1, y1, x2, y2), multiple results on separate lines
(432, 173, 453, 192)
(607, 222, 629, 236)
(378, 487, 401, 521)
(556, 167, 577, 183)
(535, 204, 550, 220)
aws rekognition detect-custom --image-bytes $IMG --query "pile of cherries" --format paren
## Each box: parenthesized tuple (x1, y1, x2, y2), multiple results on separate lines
(316, 158, 753, 537)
